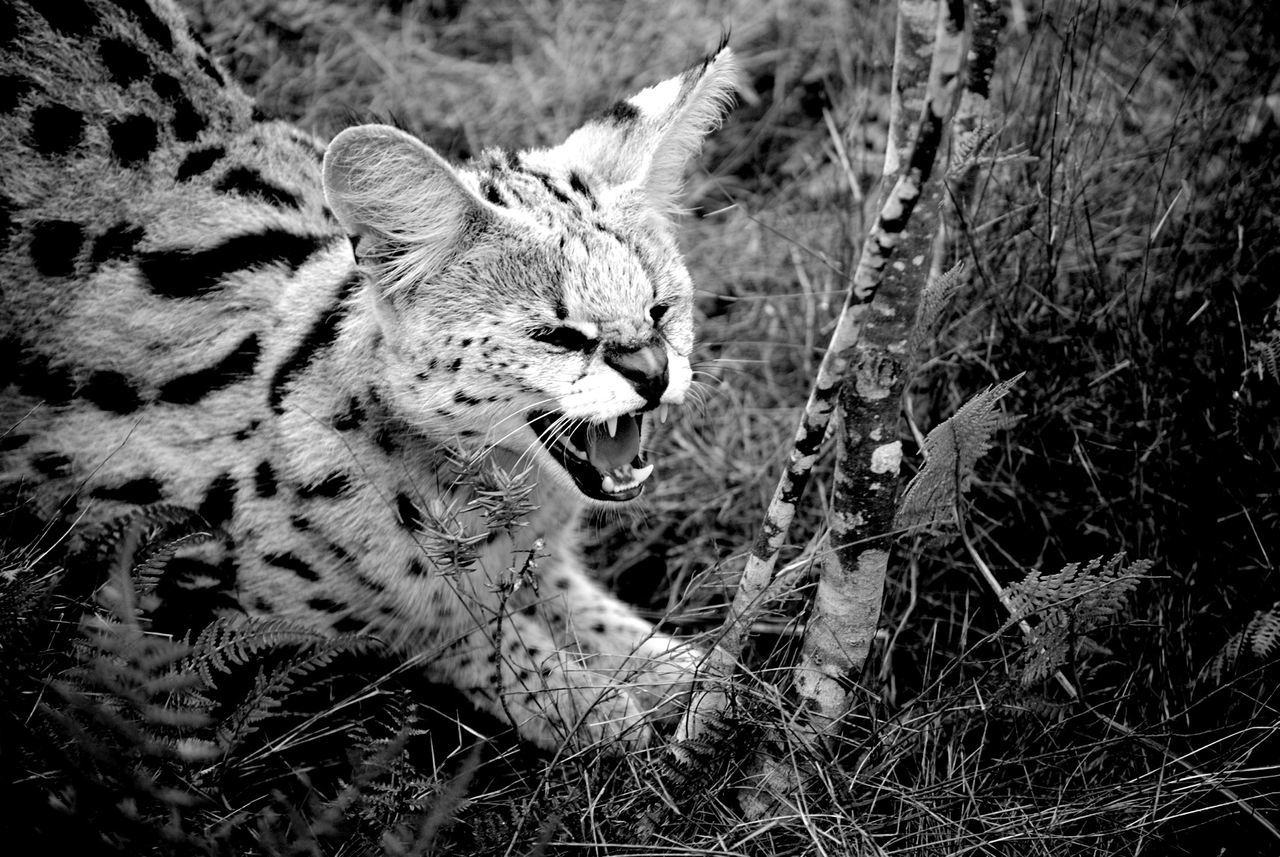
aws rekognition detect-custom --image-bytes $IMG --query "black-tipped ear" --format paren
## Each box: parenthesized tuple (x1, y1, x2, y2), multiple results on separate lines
(323, 125, 491, 285)
(559, 45, 739, 210)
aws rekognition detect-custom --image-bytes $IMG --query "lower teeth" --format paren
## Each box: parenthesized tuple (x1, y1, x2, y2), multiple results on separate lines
(599, 463, 655, 495)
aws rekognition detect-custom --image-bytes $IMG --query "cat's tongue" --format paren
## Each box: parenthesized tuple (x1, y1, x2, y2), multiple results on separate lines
(585, 414, 641, 473)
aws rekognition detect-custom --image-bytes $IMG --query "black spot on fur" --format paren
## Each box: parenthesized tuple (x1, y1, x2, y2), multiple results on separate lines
(480, 178, 505, 207)
(453, 390, 483, 406)
(10, 351, 75, 404)
(331, 617, 365, 634)
(195, 54, 224, 86)
(113, 0, 174, 50)
(395, 493, 424, 533)
(268, 271, 358, 412)
(333, 397, 364, 431)
(150, 72, 181, 100)
(527, 170, 573, 206)
(149, 556, 240, 631)
(30, 104, 85, 155)
(291, 515, 312, 531)
(307, 597, 344, 614)
(32, 452, 72, 478)
(176, 145, 224, 180)
(108, 114, 158, 166)
(553, 577, 571, 590)
(591, 622, 606, 635)
(449, 358, 462, 372)
(140, 230, 329, 298)
(234, 420, 260, 441)
(30, 220, 83, 277)
(151, 75, 207, 142)
(0, 433, 29, 453)
(298, 472, 349, 499)
(31, 1, 98, 36)
(263, 552, 320, 582)
(157, 333, 260, 403)
(0, 200, 12, 252)
(354, 569, 386, 593)
(90, 477, 164, 505)
(197, 472, 236, 527)
(568, 171, 595, 205)
(254, 461, 277, 498)
(90, 223, 145, 267)
(81, 370, 142, 414)
(250, 104, 270, 122)
(0, 4, 16, 50)
(215, 166, 301, 209)
(407, 558, 427, 577)
(374, 427, 397, 455)
(601, 99, 640, 123)
(0, 75, 32, 114)
(170, 97, 207, 142)
(99, 36, 152, 85)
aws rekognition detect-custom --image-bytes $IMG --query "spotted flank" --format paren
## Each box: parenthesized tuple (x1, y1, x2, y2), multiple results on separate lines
(0, 0, 737, 751)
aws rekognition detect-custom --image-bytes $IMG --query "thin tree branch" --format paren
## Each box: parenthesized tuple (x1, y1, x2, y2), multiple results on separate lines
(793, 0, 968, 735)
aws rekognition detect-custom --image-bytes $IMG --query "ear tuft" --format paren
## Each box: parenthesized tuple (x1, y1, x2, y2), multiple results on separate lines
(323, 125, 490, 289)
(561, 45, 740, 211)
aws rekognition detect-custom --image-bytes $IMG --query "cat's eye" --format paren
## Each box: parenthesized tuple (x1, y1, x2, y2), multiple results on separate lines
(531, 325, 598, 352)
(650, 304, 670, 325)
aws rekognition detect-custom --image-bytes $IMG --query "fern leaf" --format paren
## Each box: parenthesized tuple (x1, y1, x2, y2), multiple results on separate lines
(948, 117, 1000, 178)
(895, 374, 1023, 533)
(909, 259, 966, 355)
(1253, 329, 1280, 382)
(1201, 603, 1280, 685)
(1004, 553, 1151, 687)
(1250, 607, 1280, 659)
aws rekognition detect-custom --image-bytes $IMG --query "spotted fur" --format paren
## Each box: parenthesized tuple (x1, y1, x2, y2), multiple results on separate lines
(0, 0, 737, 750)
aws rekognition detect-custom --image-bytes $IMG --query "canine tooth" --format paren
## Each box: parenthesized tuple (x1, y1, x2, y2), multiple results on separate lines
(606, 416, 617, 437)
(601, 474, 617, 494)
(657, 404, 669, 424)
(632, 463, 654, 483)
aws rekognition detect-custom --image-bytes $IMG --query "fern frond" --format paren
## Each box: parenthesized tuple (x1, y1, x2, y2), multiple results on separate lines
(895, 374, 1023, 534)
(183, 615, 385, 749)
(947, 116, 1000, 178)
(1200, 602, 1280, 685)
(1004, 553, 1152, 686)
(1252, 329, 1280, 382)
(188, 614, 382, 683)
(909, 259, 966, 355)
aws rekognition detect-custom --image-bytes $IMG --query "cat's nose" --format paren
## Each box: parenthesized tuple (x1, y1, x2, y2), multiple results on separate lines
(605, 343, 668, 409)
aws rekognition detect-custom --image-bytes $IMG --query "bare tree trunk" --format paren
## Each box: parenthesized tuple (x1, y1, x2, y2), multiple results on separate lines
(930, 0, 1002, 285)
(791, 0, 968, 735)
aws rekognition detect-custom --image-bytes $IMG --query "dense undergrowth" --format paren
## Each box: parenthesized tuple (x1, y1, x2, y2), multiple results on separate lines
(3, 0, 1279, 853)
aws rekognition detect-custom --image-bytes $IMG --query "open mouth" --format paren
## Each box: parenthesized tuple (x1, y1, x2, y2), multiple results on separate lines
(528, 410, 656, 502)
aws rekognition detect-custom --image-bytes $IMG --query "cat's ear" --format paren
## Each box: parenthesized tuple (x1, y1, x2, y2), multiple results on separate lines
(323, 125, 492, 287)
(560, 44, 738, 212)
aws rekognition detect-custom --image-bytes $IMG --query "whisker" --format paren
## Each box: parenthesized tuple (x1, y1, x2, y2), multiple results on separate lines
(471, 396, 563, 459)
(509, 411, 572, 472)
